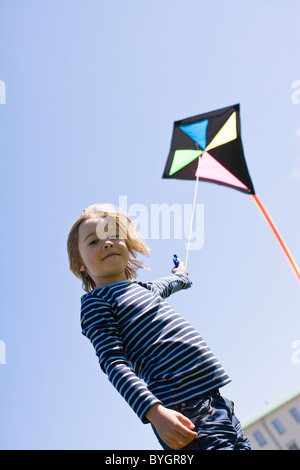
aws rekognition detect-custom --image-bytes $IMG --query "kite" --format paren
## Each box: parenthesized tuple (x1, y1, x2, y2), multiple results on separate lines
(163, 103, 300, 285)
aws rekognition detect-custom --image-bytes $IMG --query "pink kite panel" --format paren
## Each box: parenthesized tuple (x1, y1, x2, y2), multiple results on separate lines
(195, 151, 248, 191)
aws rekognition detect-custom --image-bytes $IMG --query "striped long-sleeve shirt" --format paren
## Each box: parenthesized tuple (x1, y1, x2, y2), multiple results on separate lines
(81, 272, 231, 422)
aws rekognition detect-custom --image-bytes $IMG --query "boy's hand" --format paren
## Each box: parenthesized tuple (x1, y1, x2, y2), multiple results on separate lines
(172, 258, 188, 275)
(145, 403, 198, 449)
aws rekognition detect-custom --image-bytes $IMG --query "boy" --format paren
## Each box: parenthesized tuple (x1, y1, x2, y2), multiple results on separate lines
(67, 204, 250, 450)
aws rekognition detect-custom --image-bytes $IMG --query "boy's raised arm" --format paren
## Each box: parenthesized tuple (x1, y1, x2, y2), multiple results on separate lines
(145, 268, 192, 299)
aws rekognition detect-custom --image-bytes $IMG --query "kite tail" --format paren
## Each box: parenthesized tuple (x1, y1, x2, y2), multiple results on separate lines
(252, 194, 300, 285)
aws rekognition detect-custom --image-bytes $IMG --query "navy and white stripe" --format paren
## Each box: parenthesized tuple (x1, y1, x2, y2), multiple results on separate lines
(81, 272, 231, 422)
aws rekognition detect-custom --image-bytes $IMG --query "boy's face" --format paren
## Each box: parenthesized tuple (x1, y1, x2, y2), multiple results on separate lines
(78, 217, 130, 288)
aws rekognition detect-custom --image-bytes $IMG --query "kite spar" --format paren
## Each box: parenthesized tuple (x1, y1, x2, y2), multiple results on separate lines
(163, 104, 300, 285)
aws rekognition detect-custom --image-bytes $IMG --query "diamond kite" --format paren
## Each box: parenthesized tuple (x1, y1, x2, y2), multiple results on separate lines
(163, 104, 300, 284)
(163, 103, 254, 194)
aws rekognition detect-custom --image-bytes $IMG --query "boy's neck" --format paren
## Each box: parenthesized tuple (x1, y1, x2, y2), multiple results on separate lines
(94, 273, 129, 289)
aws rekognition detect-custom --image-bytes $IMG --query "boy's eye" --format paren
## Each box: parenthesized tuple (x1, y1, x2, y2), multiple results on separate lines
(89, 239, 99, 245)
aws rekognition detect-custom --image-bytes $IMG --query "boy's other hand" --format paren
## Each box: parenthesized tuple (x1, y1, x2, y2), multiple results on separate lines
(145, 403, 198, 449)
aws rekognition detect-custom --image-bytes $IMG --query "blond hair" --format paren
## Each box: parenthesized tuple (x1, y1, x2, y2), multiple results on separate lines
(67, 204, 150, 292)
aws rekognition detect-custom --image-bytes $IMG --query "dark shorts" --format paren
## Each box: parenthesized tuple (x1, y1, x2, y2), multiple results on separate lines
(151, 390, 251, 450)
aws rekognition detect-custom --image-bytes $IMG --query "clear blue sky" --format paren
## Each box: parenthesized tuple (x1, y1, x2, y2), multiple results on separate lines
(0, 0, 300, 450)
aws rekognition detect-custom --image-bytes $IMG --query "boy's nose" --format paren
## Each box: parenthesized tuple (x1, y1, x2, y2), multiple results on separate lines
(104, 240, 114, 248)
